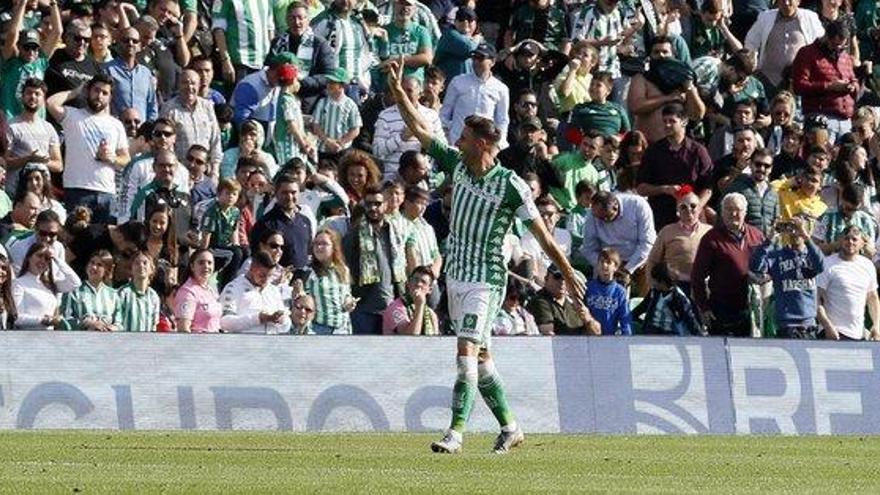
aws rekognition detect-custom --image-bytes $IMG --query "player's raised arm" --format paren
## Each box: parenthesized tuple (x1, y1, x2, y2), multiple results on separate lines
(385, 58, 434, 150)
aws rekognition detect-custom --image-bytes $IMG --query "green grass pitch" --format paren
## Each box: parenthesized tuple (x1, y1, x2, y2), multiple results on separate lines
(0, 432, 878, 493)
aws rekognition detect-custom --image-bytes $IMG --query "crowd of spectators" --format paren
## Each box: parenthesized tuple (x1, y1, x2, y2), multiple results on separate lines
(0, 0, 879, 341)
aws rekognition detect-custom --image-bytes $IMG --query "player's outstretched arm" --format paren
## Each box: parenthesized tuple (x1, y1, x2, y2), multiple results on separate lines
(384, 57, 434, 150)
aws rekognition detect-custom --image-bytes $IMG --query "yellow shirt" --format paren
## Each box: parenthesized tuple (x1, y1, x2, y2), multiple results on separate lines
(553, 67, 592, 114)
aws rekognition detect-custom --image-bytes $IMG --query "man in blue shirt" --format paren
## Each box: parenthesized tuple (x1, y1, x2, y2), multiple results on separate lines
(104, 27, 158, 121)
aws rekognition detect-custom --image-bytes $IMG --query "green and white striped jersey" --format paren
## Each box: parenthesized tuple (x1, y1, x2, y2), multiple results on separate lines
(426, 139, 539, 288)
(305, 268, 352, 332)
(61, 282, 121, 330)
(212, 0, 275, 69)
(310, 10, 371, 85)
(116, 283, 161, 332)
(312, 94, 362, 152)
(405, 216, 440, 267)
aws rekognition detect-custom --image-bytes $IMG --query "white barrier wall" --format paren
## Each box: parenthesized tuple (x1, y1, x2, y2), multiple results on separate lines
(1, 334, 878, 434)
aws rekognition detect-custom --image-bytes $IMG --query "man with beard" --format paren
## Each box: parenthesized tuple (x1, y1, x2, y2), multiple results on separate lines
(47, 73, 130, 224)
(3, 79, 63, 196)
(46, 20, 104, 95)
(626, 36, 706, 143)
(105, 27, 158, 122)
(269, 1, 337, 112)
(0, 0, 62, 120)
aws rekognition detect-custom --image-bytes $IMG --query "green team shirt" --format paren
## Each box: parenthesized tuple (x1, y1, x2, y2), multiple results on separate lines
(0, 56, 48, 119)
(274, 92, 309, 168)
(117, 282, 161, 332)
(305, 269, 351, 330)
(311, 10, 371, 84)
(427, 139, 539, 287)
(376, 22, 432, 84)
(405, 216, 440, 267)
(570, 100, 630, 138)
(508, 4, 568, 51)
(200, 199, 241, 247)
(212, 0, 275, 69)
(549, 152, 599, 212)
(62, 282, 121, 330)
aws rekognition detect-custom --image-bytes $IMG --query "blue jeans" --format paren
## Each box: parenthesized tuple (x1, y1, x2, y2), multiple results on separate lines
(64, 189, 115, 224)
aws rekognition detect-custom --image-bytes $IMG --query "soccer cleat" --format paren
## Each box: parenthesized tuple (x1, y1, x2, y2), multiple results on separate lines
(492, 426, 524, 454)
(430, 430, 463, 454)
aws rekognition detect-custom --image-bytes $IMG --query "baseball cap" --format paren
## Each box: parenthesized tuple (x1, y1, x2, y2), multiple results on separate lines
(326, 67, 349, 84)
(519, 116, 543, 131)
(277, 64, 298, 85)
(19, 29, 40, 48)
(455, 6, 477, 21)
(266, 51, 298, 68)
(470, 42, 496, 59)
(517, 40, 541, 56)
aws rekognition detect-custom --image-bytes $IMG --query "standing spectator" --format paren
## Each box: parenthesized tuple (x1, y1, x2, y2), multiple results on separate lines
(189, 55, 227, 106)
(220, 251, 292, 334)
(585, 247, 632, 336)
(498, 117, 554, 185)
(117, 250, 162, 332)
(691, 192, 765, 337)
(304, 229, 356, 334)
(339, 150, 382, 206)
(219, 120, 279, 179)
(14, 165, 67, 227)
(161, 68, 223, 176)
(373, 75, 444, 181)
(627, 36, 706, 143)
(61, 249, 120, 331)
(310, 0, 372, 96)
(553, 41, 597, 115)
(199, 178, 243, 288)
(813, 184, 878, 256)
(269, 2, 338, 113)
(744, 0, 825, 95)
(382, 265, 439, 335)
(505, 0, 568, 51)
(771, 124, 807, 180)
(89, 21, 114, 64)
(311, 68, 363, 160)
(3, 79, 63, 196)
(751, 216, 825, 339)
(128, 150, 191, 224)
(569, 71, 629, 138)
(645, 191, 713, 295)
(46, 73, 130, 224)
(12, 241, 81, 330)
(791, 19, 857, 144)
(249, 174, 313, 269)
(374, 0, 441, 44)
(440, 42, 510, 149)
(0, 192, 40, 245)
(0, 255, 13, 329)
(570, 0, 640, 93)
(402, 186, 442, 279)
(212, 0, 275, 83)
(636, 103, 714, 230)
(547, 130, 599, 212)
(105, 27, 158, 122)
(6, 210, 68, 276)
(230, 53, 298, 131)
(817, 225, 880, 341)
(0, 0, 61, 119)
(580, 191, 656, 289)
(174, 249, 222, 333)
(724, 148, 780, 237)
(46, 20, 104, 94)
(186, 144, 216, 207)
(433, 6, 480, 81)
(343, 186, 407, 335)
(375, 0, 434, 88)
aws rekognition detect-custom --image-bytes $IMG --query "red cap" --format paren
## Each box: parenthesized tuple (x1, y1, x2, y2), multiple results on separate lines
(277, 64, 298, 86)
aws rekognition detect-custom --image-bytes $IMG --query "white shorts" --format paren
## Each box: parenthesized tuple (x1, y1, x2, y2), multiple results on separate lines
(446, 279, 506, 347)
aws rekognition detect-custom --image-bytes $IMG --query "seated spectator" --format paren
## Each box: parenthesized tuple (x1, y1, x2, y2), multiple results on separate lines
(593, 135, 621, 192)
(129, 150, 192, 242)
(186, 144, 217, 207)
(433, 6, 480, 81)
(46, 19, 103, 94)
(548, 130, 599, 212)
(117, 250, 161, 332)
(237, 229, 294, 303)
(0, 254, 15, 329)
(62, 249, 120, 331)
(569, 72, 630, 138)
(105, 27, 158, 121)
(527, 264, 598, 335)
(498, 117, 554, 185)
(15, 164, 66, 225)
(343, 186, 407, 335)
(751, 216, 825, 339)
(220, 251, 292, 334)
(566, 179, 596, 274)
(249, 174, 313, 270)
(585, 248, 632, 336)
(553, 41, 596, 116)
(771, 124, 807, 180)
(305, 229, 356, 335)
(290, 293, 317, 335)
(691, 192, 765, 337)
(144, 204, 181, 292)
(12, 241, 81, 330)
(383, 265, 439, 335)
(311, 68, 363, 160)
(174, 249, 222, 333)
(219, 119, 279, 180)
(773, 163, 828, 229)
(7, 209, 65, 273)
(493, 279, 539, 336)
(633, 262, 704, 336)
(396, 150, 432, 190)
(580, 191, 656, 291)
(645, 191, 713, 296)
(817, 225, 880, 340)
(713, 125, 762, 195)
(521, 196, 572, 281)
(339, 150, 382, 206)
(401, 186, 442, 284)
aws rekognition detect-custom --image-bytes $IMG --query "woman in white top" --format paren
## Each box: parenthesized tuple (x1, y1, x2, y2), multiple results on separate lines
(13, 241, 81, 330)
(16, 164, 67, 225)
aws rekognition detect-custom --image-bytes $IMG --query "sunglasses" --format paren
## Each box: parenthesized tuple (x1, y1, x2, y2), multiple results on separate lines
(520, 101, 538, 107)
(153, 130, 174, 138)
(38, 230, 59, 238)
(122, 38, 141, 45)
(753, 161, 773, 168)
(21, 44, 40, 52)
(73, 35, 91, 44)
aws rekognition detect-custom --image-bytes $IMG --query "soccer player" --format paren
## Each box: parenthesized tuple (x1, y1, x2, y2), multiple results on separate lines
(385, 59, 596, 454)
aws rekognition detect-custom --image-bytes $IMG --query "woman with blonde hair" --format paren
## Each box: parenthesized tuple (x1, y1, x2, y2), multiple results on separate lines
(303, 229, 356, 334)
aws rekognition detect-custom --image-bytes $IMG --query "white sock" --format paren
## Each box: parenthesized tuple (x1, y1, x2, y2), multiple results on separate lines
(501, 421, 518, 433)
(446, 428, 463, 443)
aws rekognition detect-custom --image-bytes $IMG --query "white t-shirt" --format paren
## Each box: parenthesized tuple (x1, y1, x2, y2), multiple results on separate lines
(61, 107, 128, 194)
(817, 253, 878, 339)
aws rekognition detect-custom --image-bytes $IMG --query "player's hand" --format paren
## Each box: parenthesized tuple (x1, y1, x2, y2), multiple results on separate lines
(383, 57, 405, 94)
(615, 269, 632, 287)
(701, 310, 715, 326)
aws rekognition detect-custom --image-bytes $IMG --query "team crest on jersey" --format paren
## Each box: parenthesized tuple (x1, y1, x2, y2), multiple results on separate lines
(462, 313, 478, 330)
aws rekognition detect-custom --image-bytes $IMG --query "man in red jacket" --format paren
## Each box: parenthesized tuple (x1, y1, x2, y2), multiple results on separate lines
(691, 192, 765, 337)
(791, 18, 857, 144)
